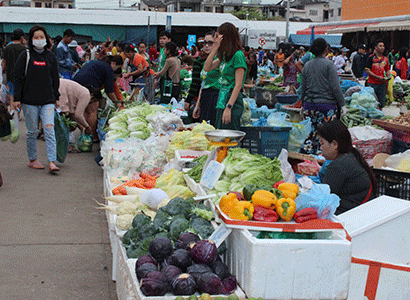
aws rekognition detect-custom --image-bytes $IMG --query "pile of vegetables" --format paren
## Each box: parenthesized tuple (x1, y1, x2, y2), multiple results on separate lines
(137, 236, 238, 296)
(112, 173, 157, 195)
(156, 169, 195, 199)
(385, 111, 410, 127)
(218, 183, 318, 224)
(341, 107, 373, 128)
(166, 122, 216, 159)
(106, 103, 167, 141)
(210, 148, 283, 203)
(123, 197, 215, 259)
(393, 82, 410, 103)
(186, 155, 209, 183)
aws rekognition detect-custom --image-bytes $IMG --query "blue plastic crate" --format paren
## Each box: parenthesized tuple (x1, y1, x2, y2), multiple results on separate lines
(240, 126, 292, 159)
(275, 94, 298, 104)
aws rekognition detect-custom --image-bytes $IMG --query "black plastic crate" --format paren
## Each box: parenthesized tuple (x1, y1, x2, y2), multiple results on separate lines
(275, 94, 298, 104)
(373, 168, 410, 200)
(240, 126, 292, 159)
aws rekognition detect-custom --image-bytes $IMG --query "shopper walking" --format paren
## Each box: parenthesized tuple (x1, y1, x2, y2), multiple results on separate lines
(56, 29, 80, 79)
(300, 38, 346, 155)
(2, 28, 27, 110)
(14, 25, 60, 173)
(203, 22, 246, 130)
(352, 44, 366, 79)
(365, 40, 390, 108)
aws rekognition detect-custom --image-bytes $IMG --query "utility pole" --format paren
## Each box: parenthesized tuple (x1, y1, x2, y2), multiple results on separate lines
(285, 0, 290, 43)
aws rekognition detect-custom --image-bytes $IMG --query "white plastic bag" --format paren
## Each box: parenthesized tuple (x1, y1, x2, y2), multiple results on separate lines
(10, 110, 19, 143)
(385, 149, 410, 172)
(278, 149, 295, 183)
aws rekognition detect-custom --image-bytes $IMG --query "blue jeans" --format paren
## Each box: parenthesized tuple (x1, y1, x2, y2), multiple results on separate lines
(22, 104, 57, 162)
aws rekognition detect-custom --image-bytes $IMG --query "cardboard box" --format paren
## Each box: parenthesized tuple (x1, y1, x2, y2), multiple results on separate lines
(225, 229, 352, 299)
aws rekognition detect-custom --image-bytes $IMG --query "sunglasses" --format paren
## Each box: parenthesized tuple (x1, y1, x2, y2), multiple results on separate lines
(203, 41, 214, 46)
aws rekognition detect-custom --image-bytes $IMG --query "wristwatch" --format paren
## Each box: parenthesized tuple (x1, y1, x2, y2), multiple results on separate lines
(226, 104, 233, 109)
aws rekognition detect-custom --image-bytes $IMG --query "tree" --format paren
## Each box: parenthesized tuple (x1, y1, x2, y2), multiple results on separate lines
(231, 8, 266, 20)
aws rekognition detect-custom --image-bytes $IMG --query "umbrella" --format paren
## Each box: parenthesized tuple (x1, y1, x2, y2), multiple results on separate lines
(310, 26, 315, 46)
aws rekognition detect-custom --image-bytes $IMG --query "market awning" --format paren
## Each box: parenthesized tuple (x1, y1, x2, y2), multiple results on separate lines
(288, 34, 342, 47)
(297, 23, 379, 35)
(297, 25, 340, 35)
(366, 20, 410, 32)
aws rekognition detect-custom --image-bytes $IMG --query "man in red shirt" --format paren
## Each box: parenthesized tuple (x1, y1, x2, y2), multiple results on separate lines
(365, 40, 390, 108)
(148, 42, 159, 64)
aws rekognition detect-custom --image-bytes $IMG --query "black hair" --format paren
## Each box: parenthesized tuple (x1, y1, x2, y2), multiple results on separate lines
(63, 28, 75, 38)
(113, 67, 122, 75)
(124, 45, 135, 53)
(181, 54, 193, 66)
(317, 119, 377, 192)
(12, 28, 25, 41)
(28, 25, 52, 50)
(159, 30, 171, 39)
(102, 55, 123, 66)
(54, 35, 62, 44)
(374, 39, 384, 48)
(165, 41, 177, 57)
(399, 47, 408, 59)
(138, 41, 147, 48)
(310, 38, 327, 56)
(248, 53, 257, 60)
(117, 42, 125, 51)
(244, 46, 250, 52)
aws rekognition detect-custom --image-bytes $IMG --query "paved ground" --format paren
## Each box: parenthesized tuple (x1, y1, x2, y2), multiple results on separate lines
(0, 120, 117, 300)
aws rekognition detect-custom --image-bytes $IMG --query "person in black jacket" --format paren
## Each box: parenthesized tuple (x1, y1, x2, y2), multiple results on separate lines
(352, 44, 366, 79)
(14, 25, 61, 174)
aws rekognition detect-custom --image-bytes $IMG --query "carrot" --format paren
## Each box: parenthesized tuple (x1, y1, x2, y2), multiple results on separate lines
(140, 173, 157, 182)
(144, 181, 156, 189)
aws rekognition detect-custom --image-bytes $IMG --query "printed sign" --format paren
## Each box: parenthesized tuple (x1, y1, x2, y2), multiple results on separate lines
(209, 223, 232, 247)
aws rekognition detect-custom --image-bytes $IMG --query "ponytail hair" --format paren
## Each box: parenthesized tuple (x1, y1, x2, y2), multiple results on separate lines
(317, 119, 377, 192)
(103, 54, 123, 66)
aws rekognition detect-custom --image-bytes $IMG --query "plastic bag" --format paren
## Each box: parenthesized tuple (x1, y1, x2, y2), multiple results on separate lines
(287, 118, 312, 152)
(266, 112, 287, 126)
(77, 132, 93, 152)
(54, 112, 69, 163)
(10, 110, 19, 143)
(278, 149, 295, 183)
(294, 183, 341, 219)
(341, 80, 360, 94)
(385, 149, 410, 172)
(296, 159, 321, 176)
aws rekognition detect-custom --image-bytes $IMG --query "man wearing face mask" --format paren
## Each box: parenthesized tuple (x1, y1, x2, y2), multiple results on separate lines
(14, 25, 61, 173)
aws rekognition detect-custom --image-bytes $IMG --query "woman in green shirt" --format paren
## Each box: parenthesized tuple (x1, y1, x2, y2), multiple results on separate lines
(203, 22, 246, 130)
(192, 32, 221, 126)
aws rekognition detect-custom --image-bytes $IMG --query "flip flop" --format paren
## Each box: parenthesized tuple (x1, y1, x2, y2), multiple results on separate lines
(48, 163, 60, 174)
(28, 160, 45, 169)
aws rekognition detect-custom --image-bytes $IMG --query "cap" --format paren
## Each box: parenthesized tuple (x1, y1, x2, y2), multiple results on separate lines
(358, 44, 366, 49)
(68, 40, 79, 48)
(12, 28, 25, 40)
(341, 47, 349, 52)
(299, 46, 305, 51)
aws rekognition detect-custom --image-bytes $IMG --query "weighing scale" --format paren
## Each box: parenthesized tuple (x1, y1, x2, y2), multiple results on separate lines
(204, 130, 246, 162)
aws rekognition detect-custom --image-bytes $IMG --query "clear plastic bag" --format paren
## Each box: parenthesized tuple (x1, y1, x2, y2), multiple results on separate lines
(266, 111, 287, 126)
(77, 132, 93, 152)
(294, 183, 341, 219)
(10, 110, 19, 143)
(287, 118, 312, 152)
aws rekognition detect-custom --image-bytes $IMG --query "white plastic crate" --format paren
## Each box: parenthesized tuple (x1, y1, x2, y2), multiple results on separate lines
(115, 239, 137, 300)
(338, 195, 410, 264)
(348, 257, 410, 300)
(225, 229, 352, 299)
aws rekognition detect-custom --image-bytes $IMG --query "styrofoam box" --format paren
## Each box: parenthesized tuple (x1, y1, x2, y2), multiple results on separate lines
(225, 229, 352, 300)
(115, 239, 137, 300)
(348, 257, 410, 300)
(126, 257, 246, 300)
(338, 195, 410, 264)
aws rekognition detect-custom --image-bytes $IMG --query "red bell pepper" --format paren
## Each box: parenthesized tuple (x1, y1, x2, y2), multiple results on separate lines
(252, 206, 279, 222)
(294, 207, 318, 223)
(273, 181, 285, 189)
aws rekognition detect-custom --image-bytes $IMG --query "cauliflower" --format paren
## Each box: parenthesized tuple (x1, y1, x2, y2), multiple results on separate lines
(115, 214, 134, 231)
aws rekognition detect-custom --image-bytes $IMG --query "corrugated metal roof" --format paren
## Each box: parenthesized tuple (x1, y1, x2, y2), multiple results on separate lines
(289, 34, 342, 47)
(0, 7, 239, 27)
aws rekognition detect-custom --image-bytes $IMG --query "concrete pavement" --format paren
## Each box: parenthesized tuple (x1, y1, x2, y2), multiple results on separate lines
(0, 120, 117, 299)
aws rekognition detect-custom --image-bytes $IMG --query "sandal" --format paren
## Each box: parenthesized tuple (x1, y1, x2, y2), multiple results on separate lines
(48, 162, 60, 174)
(28, 160, 45, 169)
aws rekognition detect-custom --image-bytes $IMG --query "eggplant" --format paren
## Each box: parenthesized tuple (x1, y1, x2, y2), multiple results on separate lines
(175, 232, 201, 250)
(161, 265, 182, 284)
(140, 277, 169, 296)
(136, 263, 158, 280)
(171, 273, 197, 295)
(148, 236, 173, 262)
(197, 272, 223, 295)
(187, 263, 213, 283)
(190, 240, 218, 265)
(168, 249, 192, 271)
(136, 254, 158, 269)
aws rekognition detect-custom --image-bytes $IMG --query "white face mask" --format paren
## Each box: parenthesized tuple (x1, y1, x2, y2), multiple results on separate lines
(33, 39, 47, 50)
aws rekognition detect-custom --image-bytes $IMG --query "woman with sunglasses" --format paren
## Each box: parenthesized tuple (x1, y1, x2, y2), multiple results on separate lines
(190, 32, 221, 126)
(203, 22, 246, 130)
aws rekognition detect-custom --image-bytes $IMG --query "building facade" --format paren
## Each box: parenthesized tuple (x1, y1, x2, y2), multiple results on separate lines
(30, 0, 73, 8)
(342, 0, 410, 21)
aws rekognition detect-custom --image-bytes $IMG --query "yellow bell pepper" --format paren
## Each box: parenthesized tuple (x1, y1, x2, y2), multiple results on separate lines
(277, 183, 299, 200)
(229, 201, 254, 221)
(276, 198, 296, 221)
(251, 190, 277, 209)
(219, 193, 239, 215)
